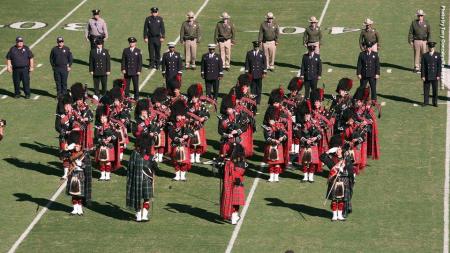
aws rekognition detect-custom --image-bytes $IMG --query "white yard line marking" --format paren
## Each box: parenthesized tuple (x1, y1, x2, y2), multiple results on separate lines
(225, 1, 332, 252)
(7, 182, 67, 253)
(1, 95, 7, 99)
(443, 11, 450, 253)
(139, 0, 211, 91)
(239, 67, 245, 72)
(327, 68, 333, 73)
(36, 64, 43, 68)
(32, 95, 40, 100)
(413, 103, 419, 107)
(386, 68, 392, 73)
(380, 101, 386, 106)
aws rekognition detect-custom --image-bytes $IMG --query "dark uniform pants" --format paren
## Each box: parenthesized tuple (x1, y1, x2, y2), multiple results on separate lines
(304, 79, 318, 99)
(205, 79, 219, 100)
(148, 37, 161, 68)
(251, 78, 263, 104)
(53, 68, 69, 97)
(93, 75, 108, 96)
(12, 67, 30, 96)
(124, 74, 140, 100)
(423, 80, 438, 105)
(359, 77, 377, 100)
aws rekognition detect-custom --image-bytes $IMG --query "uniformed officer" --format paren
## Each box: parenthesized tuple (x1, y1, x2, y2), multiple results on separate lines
(299, 44, 322, 99)
(244, 41, 267, 104)
(85, 9, 108, 50)
(50, 36, 73, 98)
(303, 16, 322, 54)
(214, 12, 235, 71)
(408, 9, 431, 73)
(161, 42, 182, 87)
(201, 44, 223, 100)
(258, 12, 279, 72)
(180, 11, 201, 70)
(144, 7, 165, 69)
(359, 18, 380, 52)
(6, 36, 34, 99)
(121, 37, 143, 100)
(89, 39, 111, 96)
(421, 42, 441, 107)
(357, 41, 380, 101)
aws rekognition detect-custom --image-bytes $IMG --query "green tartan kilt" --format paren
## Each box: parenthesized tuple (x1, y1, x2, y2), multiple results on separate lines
(126, 151, 153, 211)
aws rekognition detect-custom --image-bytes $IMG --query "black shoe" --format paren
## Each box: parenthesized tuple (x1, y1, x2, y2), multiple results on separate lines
(14, 94, 20, 99)
(225, 67, 230, 71)
(421, 103, 428, 107)
(25, 95, 30, 99)
(433, 103, 438, 107)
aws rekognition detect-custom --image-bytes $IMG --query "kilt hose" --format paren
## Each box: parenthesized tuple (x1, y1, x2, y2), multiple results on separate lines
(126, 151, 153, 211)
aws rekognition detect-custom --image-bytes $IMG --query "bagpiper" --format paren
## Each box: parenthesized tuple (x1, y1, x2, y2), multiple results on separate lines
(187, 83, 210, 164)
(285, 77, 304, 155)
(70, 83, 94, 151)
(218, 94, 247, 156)
(151, 87, 171, 162)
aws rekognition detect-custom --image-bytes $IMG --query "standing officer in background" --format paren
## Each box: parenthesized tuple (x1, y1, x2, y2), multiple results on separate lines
(121, 37, 143, 99)
(85, 9, 108, 50)
(214, 12, 235, 71)
(201, 44, 223, 100)
(359, 18, 380, 52)
(421, 42, 441, 107)
(357, 41, 380, 101)
(50, 36, 73, 98)
(299, 44, 322, 99)
(180, 11, 201, 70)
(258, 12, 279, 72)
(89, 39, 111, 97)
(303, 16, 322, 54)
(245, 41, 267, 104)
(6, 36, 34, 99)
(144, 7, 165, 69)
(408, 9, 431, 73)
(161, 42, 182, 87)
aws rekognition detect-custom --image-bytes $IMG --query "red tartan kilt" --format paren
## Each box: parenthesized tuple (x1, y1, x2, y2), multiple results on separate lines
(232, 186, 245, 206)
(165, 136, 172, 155)
(83, 125, 94, 150)
(191, 128, 207, 154)
(155, 130, 166, 148)
(59, 140, 67, 152)
(95, 146, 116, 162)
(241, 127, 254, 157)
(360, 141, 367, 169)
(298, 146, 320, 164)
(220, 141, 232, 156)
(351, 148, 361, 164)
(264, 144, 284, 165)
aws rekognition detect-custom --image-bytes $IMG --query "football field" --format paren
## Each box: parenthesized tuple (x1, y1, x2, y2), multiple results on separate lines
(0, 0, 449, 252)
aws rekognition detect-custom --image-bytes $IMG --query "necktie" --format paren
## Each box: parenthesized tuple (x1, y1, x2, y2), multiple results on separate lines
(170, 53, 173, 57)
(97, 49, 100, 54)
(254, 51, 256, 57)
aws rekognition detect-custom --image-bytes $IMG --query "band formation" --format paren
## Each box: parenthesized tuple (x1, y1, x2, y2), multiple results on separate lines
(4, 7, 442, 224)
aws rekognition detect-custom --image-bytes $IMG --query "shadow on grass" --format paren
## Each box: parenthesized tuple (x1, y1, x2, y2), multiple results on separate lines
(87, 201, 134, 220)
(20, 141, 59, 157)
(164, 203, 224, 224)
(13, 193, 71, 212)
(4, 158, 61, 177)
(377, 93, 421, 105)
(265, 197, 331, 219)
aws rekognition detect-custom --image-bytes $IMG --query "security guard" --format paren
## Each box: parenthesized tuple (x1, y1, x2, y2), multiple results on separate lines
(50, 36, 73, 98)
(201, 44, 223, 100)
(85, 9, 108, 50)
(359, 18, 380, 52)
(121, 37, 143, 100)
(408, 9, 431, 73)
(180, 11, 201, 70)
(421, 41, 441, 107)
(161, 42, 182, 88)
(303, 16, 322, 54)
(299, 44, 322, 98)
(258, 12, 279, 71)
(144, 7, 165, 69)
(89, 39, 111, 96)
(6, 36, 34, 99)
(244, 41, 267, 104)
(214, 12, 235, 71)
(357, 41, 380, 101)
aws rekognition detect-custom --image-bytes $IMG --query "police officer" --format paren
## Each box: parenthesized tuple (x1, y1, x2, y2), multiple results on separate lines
(408, 9, 431, 73)
(121, 37, 143, 100)
(258, 12, 279, 72)
(214, 12, 235, 71)
(85, 9, 108, 50)
(180, 11, 201, 70)
(244, 41, 267, 104)
(421, 42, 441, 107)
(303, 16, 322, 54)
(50, 36, 73, 98)
(6, 36, 34, 99)
(299, 44, 322, 98)
(161, 42, 182, 87)
(201, 44, 223, 100)
(357, 41, 380, 101)
(144, 7, 165, 69)
(359, 18, 380, 52)
(89, 39, 111, 96)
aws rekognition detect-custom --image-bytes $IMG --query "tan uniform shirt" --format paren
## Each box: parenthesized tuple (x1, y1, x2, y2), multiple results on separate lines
(85, 18, 108, 39)
(214, 20, 236, 42)
(258, 21, 279, 42)
(180, 20, 201, 42)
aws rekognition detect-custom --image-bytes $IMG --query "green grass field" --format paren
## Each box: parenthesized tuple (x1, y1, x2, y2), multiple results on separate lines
(0, 0, 448, 252)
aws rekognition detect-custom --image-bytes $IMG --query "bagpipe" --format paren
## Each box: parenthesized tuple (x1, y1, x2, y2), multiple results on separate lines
(262, 122, 287, 161)
(217, 112, 247, 143)
(199, 95, 218, 112)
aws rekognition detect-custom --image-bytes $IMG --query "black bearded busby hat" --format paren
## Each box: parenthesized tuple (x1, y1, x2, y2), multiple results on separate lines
(263, 105, 281, 124)
(336, 78, 353, 93)
(113, 79, 127, 95)
(70, 83, 85, 101)
(56, 93, 74, 114)
(310, 88, 324, 103)
(167, 77, 182, 92)
(187, 83, 203, 99)
(329, 134, 344, 148)
(352, 86, 370, 101)
(231, 143, 246, 160)
(96, 104, 110, 121)
(220, 94, 236, 115)
(99, 91, 112, 105)
(110, 86, 123, 102)
(170, 99, 187, 120)
(288, 77, 303, 91)
(67, 131, 82, 146)
(268, 87, 284, 105)
(297, 100, 312, 122)
(135, 99, 150, 119)
(237, 73, 251, 87)
(342, 109, 355, 123)
(151, 87, 169, 104)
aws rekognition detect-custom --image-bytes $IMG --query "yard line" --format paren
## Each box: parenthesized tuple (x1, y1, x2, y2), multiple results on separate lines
(0, 0, 88, 77)
(443, 12, 450, 253)
(7, 182, 67, 253)
(239, 67, 245, 72)
(139, 0, 211, 91)
(33, 95, 40, 100)
(318, 0, 331, 27)
(327, 68, 333, 73)
(36, 64, 43, 68)
(386, 68, 392, 73)
(1, 95, 7, 99)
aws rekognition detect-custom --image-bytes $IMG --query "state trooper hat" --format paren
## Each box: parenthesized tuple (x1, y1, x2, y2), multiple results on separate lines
(151, 7, 159, 13)
(15, 36, 24, 42)
(128, 37, 137, 43)
(92, 9, 100, 15)
(56, 36, 64, 42)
